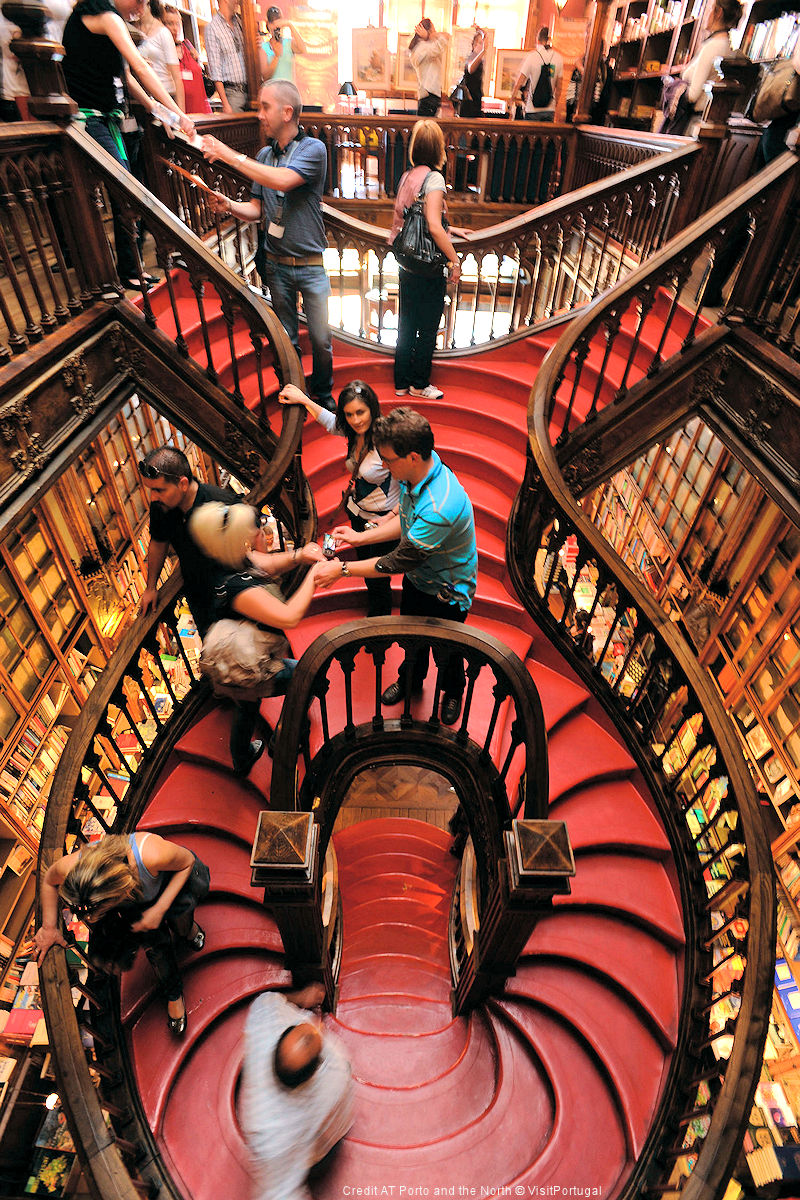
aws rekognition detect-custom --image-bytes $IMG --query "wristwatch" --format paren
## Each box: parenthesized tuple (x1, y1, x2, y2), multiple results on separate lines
(340, 562, 351, 577)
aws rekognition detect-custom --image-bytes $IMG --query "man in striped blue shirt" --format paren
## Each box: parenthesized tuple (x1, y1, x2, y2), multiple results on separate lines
(325, 407, 478, 726)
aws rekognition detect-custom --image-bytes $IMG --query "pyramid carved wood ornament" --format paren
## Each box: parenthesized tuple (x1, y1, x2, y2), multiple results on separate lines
(250, 811, 316, 887)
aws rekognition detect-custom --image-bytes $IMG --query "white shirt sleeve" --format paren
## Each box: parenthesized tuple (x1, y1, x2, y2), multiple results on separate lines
(682, 31, 729, 105)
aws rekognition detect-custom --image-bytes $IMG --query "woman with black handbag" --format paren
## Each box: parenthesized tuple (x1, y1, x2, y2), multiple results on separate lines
(278, 380, 400, 616)
(389, 120, 467, 401)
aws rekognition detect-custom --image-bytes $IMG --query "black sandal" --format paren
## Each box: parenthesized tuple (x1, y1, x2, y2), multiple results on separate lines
(186, 922, 205, 951)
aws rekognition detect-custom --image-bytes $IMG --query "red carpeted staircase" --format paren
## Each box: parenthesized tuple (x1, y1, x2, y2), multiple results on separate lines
(119, 278, 694, 1197)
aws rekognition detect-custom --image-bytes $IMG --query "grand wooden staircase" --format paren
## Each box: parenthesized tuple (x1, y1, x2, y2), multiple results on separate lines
(20, 119, 789, 1200)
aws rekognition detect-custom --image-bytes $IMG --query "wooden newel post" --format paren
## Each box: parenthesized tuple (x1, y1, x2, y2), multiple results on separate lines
(575, 0, 612, 126)
(2, 0, 76, 119)
(452, 819, 576, 1014)
(251, 811, 340, 1010)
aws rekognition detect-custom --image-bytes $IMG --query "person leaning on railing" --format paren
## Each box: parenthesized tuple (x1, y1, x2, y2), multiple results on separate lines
(278, 380, 401, 617)
(62, 0, 195, 290)
(34, 832, 210, 1037)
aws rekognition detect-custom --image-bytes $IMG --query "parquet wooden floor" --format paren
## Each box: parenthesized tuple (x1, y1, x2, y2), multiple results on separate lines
(333, 764, 459, 834)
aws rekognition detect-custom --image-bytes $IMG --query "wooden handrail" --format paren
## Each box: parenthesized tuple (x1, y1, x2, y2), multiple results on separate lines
(266, 616, 553, 1013)
(508, 154, 793, 1200)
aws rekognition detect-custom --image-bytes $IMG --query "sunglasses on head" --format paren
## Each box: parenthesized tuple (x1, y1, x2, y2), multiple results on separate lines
(138, 460, 181, 481)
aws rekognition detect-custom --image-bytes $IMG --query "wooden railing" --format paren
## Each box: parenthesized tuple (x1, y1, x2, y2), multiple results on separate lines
(15, 120, 313, 1200)
(508, 157, 796, 1200)
(144, 113, 687, 207)
(265, 617, 562, 1014)
(38, 580, 208, 1200)
(148, 126, 700, 350)
(0, 122, 306, 492)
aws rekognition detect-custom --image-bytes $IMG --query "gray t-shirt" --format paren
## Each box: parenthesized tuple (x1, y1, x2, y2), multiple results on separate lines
(250, 134, 327, 259)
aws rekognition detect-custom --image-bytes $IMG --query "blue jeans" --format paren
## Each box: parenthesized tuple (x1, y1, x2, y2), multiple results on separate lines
(84, 115, 139, 281)
(264, 262, 333, 406)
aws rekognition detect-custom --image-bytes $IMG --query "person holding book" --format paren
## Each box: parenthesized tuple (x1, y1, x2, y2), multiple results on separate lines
(278, 380, 400, 617)
(239, 984, 354, 1198)
(34, 832, 210, 1037)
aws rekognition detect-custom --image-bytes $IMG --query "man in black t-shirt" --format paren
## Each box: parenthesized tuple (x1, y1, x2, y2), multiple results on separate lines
(140, 445, 238, 638)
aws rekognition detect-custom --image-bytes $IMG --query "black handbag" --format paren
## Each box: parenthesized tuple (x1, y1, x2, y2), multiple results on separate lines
(392, 171, 448, 277)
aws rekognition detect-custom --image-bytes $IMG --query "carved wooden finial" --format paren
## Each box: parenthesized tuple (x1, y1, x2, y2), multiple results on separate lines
(2, 0, 77, 119)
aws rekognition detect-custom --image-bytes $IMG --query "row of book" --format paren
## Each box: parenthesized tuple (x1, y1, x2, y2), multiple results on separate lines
(741, 15, 800, 62)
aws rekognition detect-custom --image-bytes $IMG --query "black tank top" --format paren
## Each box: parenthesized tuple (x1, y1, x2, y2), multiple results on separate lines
(63, 0, 126, 113)
(459, 63, 483, 118)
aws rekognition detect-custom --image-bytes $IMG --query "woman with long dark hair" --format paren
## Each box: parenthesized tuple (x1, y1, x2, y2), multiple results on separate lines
(279, 381, 400, 616)
(35, 833, 209, 1037)
(660, 0, 743, 134)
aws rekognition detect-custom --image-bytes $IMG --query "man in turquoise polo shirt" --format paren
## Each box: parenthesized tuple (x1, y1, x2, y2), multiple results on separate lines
(322, 407, 478, 726)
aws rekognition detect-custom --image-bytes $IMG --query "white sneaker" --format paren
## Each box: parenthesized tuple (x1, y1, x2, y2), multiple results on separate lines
(395, 388, 409, 395)
(409, 384, 443, 399)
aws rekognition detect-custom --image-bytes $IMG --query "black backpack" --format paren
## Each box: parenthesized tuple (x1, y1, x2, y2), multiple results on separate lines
(531, 51, 554, 108)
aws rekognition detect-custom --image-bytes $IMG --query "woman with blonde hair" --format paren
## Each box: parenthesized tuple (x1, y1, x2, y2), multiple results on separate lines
(34, 832, 210, 1037)
(188, 502, 326, 774)
(389, 120, 466, 400)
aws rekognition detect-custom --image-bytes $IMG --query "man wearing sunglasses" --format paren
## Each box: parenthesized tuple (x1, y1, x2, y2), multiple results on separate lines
(139, 445, 240, 639)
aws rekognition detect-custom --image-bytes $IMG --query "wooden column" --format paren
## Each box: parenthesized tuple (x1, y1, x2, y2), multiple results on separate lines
(452, 819, 575, 1014)
(250, 811, 340, 1009)
(240, 0, 261, 110)
(1, 0, 76, 119)
(574, 0, 612, 125)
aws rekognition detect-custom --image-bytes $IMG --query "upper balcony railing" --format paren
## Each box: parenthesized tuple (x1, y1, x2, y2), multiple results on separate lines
(508, 154, 799, 1200)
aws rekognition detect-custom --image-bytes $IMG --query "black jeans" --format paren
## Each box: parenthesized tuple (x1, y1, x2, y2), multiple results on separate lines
(395, 268, 447, 391)
(147, 855, 209, 1001)
(417, 93, 441, 117)
(351, 512, 396, 617)
(396, 575, 468, 698)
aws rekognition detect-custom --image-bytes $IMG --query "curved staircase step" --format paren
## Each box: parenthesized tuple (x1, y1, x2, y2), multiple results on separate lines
(556, 851, 685, 946)
(549, 779, 671, 856)
(522, 910, 681, 1047)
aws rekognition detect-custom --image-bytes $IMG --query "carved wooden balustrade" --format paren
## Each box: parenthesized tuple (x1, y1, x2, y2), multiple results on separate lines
(143, 112, 688, 209)
(147, 128, 700, 349)
(38, 579, 210, 1200)
(507, 157, 793, 1200)
(0, 120, 307, 477)
(260, 617, 565, 1015)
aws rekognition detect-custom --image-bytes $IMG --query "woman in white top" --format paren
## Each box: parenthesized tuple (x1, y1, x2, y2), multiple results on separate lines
(663, 0, 742, 133)
(409, 17, 448, 116)
(279, 380, 401, 616)
(138, 0, 183, 109)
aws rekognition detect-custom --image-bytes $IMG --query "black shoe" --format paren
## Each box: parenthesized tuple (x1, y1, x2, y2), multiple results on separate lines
(167, 997, 186, 1037)
(381, 680, 422, 706)
(233, 738, 265, 777)
(441, 695, 463, 726)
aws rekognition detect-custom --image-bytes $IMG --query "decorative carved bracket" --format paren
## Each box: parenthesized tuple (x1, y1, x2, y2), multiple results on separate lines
(62, 351, 98, 418)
